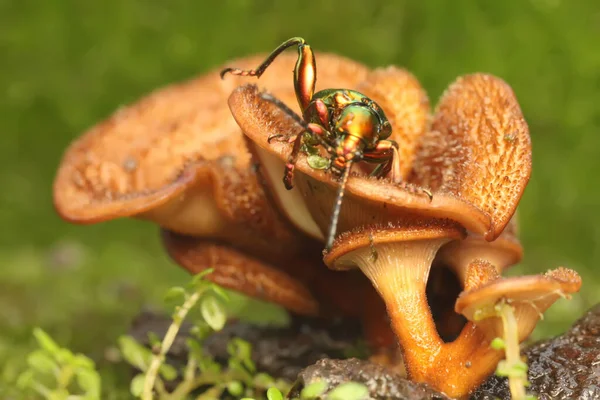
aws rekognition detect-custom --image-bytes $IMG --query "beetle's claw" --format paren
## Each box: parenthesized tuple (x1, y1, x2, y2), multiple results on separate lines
(219, 68, 233, 80)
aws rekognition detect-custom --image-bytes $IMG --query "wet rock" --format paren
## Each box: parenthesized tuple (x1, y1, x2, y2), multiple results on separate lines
(289, 358, 451, 400)
(473, 303, 600, 399)
(128, 311, 367, 382)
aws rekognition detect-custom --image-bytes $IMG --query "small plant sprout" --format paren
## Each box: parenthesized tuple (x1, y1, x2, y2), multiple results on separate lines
(16, 328, 101, 400)
(490, 301, 532, 400)
(119, 269, 290, 400)
(138, 269, 228, 399)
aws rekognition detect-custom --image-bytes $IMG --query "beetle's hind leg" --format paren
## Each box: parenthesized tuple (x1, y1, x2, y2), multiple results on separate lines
(220, 37, 317, 115)
(365, 140, 433, 201)
(260, 92, 334, 190)
(220, 37, 307, 79)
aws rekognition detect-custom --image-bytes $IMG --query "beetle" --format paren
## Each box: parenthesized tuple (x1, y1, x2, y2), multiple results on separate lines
(221, 37, 405, 250)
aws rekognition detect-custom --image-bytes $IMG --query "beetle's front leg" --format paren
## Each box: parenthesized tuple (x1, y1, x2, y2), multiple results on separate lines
(284, 123, 333, 190)
(259, 92, 334, 190)
(363, 140, 400, 182)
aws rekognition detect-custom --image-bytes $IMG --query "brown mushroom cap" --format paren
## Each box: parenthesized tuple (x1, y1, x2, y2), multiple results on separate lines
(161, 230, 319, 316)
(456, 263, 582, 342)
(229, 73, 531, 244)
(52, 53, 377, 318)
(52, 52, 366, 241)
(410, 74, 532, 240)
(230, 84, 492, 238)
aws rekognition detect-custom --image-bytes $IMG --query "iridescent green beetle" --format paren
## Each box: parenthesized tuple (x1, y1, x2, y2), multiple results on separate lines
(221, 37, 402, 250)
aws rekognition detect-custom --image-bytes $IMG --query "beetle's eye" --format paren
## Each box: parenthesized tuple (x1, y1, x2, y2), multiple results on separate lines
(379, 120, 392, 139)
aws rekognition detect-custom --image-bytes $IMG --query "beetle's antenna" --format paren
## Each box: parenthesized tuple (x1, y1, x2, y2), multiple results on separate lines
(326, 160, 353, 251)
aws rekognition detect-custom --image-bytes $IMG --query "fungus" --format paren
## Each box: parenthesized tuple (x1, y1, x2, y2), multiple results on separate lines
(52, 52, 376, 319)
(228, 73, 531, 243)
(53, 52, 367, 241)
(456, 262, 582, 344)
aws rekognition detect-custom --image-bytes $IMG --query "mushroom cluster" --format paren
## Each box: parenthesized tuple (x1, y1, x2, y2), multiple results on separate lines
(227, 70, 582, 397)
(53, 52, 582, 398)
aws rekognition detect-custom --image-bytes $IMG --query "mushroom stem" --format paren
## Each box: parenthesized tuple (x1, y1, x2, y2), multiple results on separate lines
(342, 240, 503, 397)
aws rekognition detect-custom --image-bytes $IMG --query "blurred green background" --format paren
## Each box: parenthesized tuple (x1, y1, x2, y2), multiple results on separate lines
(1, 0, 598, 396)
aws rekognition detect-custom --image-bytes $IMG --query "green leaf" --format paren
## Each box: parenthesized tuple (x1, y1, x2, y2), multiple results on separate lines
(159, 363, 178, 381)
(118, 336, 152, 371)
(490, 337, 506, 350)
(266, 387, 284, 400)
(27, 349, 58, 374)
(15, 370, 35, 390)
(228, 338, 252, 360)
(208, 284, 230, 302)
(130, 374, 145, 397)
(326, 382, 368, 400)
(55, 348, 75, 364)
(75, 368, 101, 398)
(253, 372, 275, 388)
(200, 294, 227, 331)
(72, 354, 95, 370)
(227, 380, 244, 396)
(191, 269, 215, 286)
(301, 380, 328, 398)
(307, 154, 330, 170)
(164, 286, 187, 302)
(33, 328, 61, 355)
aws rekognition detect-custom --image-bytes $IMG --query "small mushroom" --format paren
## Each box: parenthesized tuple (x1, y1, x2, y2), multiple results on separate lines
(160, 230, 319, 316)
(437, 214, 522, 284)
(456, 261, 583, 344)
(323, 219, 468, 384)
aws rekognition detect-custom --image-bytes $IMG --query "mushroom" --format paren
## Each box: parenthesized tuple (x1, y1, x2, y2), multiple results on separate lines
(456, 261, 583, 344)
(226, 72, 571, 397)
(52, 52, 382, 322)
(229, 73, 531, 243)
(428, 215, 523, 340)
(455, 260, 582, 398)
(437, 214, 523, 284)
